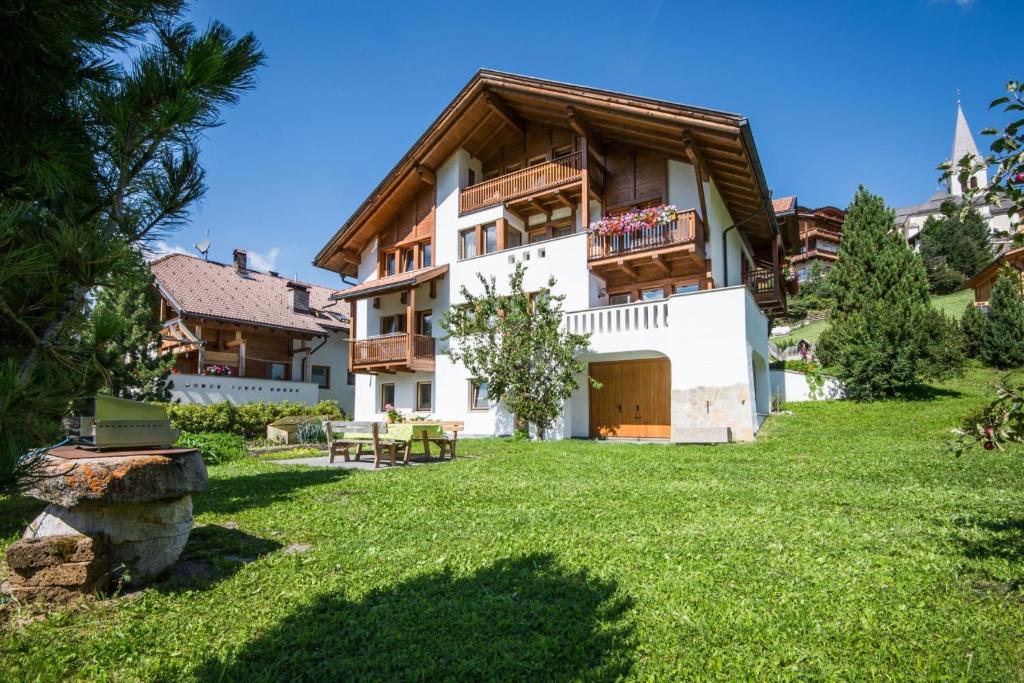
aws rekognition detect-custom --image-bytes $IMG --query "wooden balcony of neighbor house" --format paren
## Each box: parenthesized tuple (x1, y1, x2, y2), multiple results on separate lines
(585, 209, 704, 268)
(351, 333, 435, 373)
(459, 151, 606, 216)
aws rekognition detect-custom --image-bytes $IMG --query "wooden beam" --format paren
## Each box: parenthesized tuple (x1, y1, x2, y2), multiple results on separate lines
(348, 303, 356, 375)
(415, 165, 435, 185)
(651, 254, 670, 276)
(566, 106, 604, 155)
(405, 286, 416, 366)
(553, 191, 574, 210)
(683, 131, 710, 226)
(506, 205, 527, 225)
(526, 199, 549, 220)
(580, 137, 590, 229)
(485, 92, 525, 135)
(617, 259, 637, 281)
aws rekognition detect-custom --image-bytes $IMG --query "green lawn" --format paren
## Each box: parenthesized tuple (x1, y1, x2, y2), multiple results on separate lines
(3, 368, 1024, 680)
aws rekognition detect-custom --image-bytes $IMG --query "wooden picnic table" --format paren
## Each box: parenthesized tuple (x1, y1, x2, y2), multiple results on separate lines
(385, 423, 445, 459)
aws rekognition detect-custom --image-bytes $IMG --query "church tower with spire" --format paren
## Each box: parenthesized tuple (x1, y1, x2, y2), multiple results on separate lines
(948, 99, 988, 196)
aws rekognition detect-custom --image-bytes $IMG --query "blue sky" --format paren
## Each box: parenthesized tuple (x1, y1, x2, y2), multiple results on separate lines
(157, 0, 1021, 287)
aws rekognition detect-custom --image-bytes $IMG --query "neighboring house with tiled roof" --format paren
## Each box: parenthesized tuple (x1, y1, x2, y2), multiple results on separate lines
(150, 250, 354, 412)
(771, 196, 846, 282)
(959, 246, 1024, 307)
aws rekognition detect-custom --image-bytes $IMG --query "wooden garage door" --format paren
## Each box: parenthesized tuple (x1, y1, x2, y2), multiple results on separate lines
(589, 359, 670, 439)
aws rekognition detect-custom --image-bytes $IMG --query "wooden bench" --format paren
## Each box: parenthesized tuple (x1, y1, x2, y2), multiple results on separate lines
(426, 421, 464, 459)
(323, 421, 402, 468)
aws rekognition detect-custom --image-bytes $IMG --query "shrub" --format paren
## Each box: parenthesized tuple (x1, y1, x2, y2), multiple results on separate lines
(981, 269, 1024, 369)
(176, 431, 247, 465)
(167, 400, 349, 439)
(960, 302, 989, 359)
(297, 420, 326, 444)
(951, 376, 1024, 455)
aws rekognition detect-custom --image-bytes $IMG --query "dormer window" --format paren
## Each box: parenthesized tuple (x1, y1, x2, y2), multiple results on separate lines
(286, 281, 311, 312)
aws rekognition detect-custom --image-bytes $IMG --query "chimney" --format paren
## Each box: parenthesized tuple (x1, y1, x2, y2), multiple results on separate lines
(287, 281, 310, 312)
(233, 249, 247, 273)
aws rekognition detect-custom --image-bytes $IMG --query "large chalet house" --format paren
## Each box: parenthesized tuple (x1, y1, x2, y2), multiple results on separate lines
(151, 250, 354, 414)
(773, 197, 846, 282)
(315, 71, 797, 442)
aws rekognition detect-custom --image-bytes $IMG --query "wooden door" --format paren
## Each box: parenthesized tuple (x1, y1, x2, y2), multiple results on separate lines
(589, 359, 670, 439)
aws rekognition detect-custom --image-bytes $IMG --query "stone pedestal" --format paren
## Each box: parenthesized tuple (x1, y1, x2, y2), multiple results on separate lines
(6, 447, 206, 602)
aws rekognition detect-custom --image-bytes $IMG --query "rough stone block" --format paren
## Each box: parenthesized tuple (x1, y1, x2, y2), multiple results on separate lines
(26, 451, 207, 507)
(6, 534, 103, 569)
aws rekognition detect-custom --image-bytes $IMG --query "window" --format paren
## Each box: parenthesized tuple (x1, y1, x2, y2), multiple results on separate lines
(380, 314, 407, 335)
(553, 225, 574, 238)
(528, 155, 547, 167)
(401, 248, 415, 272)
(310, 365, 330, 389)
(380, 382, 395, 411)
(467, 168, 476, 186)
(505, 162, 522, 174)
(420, 242, 432, 267)
(416, 309, 432, 336)
(268, 363, 287, 380)
(553, 146, 572, 159)
(482, 223, 497, 254)
(528, 231, 547, 244)
(416, 381, 432, 412)
(674, 283, 700, 295)
(460, 228, 478, 259)
(506, 227, 522, 249)
(609, 293, 631, 305)
(641, 288, 666, 301)
(470, 382, 490, 411)
(347, 371, 356, 386)
(384, 252, 397, 276)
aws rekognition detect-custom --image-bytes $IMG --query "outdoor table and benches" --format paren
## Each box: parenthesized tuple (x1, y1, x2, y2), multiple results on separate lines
(322, 421, 463, 468)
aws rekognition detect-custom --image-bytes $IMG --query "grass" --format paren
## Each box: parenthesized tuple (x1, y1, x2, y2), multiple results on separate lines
(2, 367, 1024, 680)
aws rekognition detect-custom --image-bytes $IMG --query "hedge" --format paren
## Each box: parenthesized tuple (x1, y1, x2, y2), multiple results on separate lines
(175, 432, 247, 465)
(167, 400, 348, 439)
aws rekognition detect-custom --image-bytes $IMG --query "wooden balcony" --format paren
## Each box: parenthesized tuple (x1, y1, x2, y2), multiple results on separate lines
(745, 265, 787, 316)
(460, 152, 603, 215)
(587, 210, 705, 262)
(351, 333, 435, 373)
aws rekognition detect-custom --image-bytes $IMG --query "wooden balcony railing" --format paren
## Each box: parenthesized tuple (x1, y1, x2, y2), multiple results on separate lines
(460, 152, 582, 214)
(587, 209, 704, 260)
(351, 333, 435, 367)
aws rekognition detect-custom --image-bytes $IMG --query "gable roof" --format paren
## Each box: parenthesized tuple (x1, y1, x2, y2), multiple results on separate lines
(314, 69, 783, 275)
(331, 264, 449, 301)
(151, 253, 348, 335)
(959, 246, 1024, 293)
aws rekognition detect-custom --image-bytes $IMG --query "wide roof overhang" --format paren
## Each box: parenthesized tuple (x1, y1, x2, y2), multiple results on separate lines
(315, 70, 786, 275)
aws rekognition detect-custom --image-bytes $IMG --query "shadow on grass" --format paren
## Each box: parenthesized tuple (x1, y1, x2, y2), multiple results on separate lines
(0, 495, 45, 539)
(156, 524, 282, 593)
(898, 384, 964, 401)
(956, 516, 1024, 562)
(196, 468, 352, 516)
(197, 553, 634, 681)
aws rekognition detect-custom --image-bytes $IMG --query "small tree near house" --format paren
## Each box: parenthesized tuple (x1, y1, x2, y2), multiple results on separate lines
(982, 268, 1024, 369)
(441, 262, 595, 440)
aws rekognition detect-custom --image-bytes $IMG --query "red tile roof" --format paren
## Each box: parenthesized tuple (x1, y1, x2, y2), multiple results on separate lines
(151, 253, 348, 335)
(332, 264, 449, 300)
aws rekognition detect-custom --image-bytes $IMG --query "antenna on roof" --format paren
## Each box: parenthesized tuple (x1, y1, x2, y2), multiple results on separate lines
(194, 229, 211, 260)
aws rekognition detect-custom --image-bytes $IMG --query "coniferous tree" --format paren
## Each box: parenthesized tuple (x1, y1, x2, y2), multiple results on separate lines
(0, 2, 263, 493)
(91, 251, 174, 401)
(919, 203, 993, 293)
(959, 301, 989, 359)
(981, 269, 1024, 368)
(817, 187, 964, 399)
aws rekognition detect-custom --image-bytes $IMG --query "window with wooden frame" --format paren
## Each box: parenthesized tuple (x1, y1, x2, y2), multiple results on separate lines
(641, 288, 665, 301)
(608, 292, 632, 305)
(347, 371, 356, 386)
(469, 381, 490, 411)
(459, 228, 478, 259)
(674, 282, 700, 295)
(505, 225, 523, 249)
(310, 365, 330, 389)
(527, 154, 547, 167)
(380, 382, 395, 411)
(401, 247, 415, 273)
(416, 381, 432, 412)
(268, 362, 288, 381)
(482, 223, 497, 254)
(415, 309, 432, 336)
(420, 242, 432, 268)
(379, 314, 407, 335)
(467, 168, 477, 187)
(552, 145, 573, 160)
(383, 251, 397, 276)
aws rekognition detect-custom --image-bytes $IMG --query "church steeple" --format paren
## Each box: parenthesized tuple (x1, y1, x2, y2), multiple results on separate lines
(948, 98, 987, 196)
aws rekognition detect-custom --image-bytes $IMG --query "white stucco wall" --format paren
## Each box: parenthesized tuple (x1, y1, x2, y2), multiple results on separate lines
(169, 374, 320, 405)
